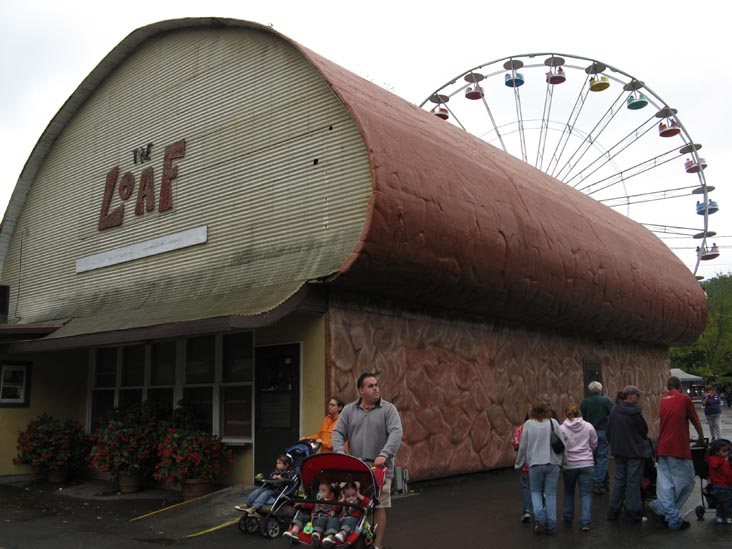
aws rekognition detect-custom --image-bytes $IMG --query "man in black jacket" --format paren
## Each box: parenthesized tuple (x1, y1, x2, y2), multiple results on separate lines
(606, 385, 649, 522)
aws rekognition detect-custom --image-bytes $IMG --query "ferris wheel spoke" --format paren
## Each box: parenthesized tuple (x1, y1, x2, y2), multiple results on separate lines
(535, 81, 555, 170)
(510, 79, 528, 163)
(480, 94, 508, 153)
(554, 90, 627, 181)
(568, 116, 657, 188)
(602, 188, 698, 208)
(642, 223, 704, 237)
(580, 148, 679, 195)
(599, 184, 698, 207)
(547, 73, 592, 178)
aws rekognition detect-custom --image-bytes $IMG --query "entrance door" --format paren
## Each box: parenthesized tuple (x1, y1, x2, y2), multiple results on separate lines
(254, 343, 300, 475)
(583, 360, 603, 397)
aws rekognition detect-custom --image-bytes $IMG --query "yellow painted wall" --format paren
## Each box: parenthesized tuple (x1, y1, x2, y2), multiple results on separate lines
(0, 349, 87, 476)
(223, 311, 326, 485)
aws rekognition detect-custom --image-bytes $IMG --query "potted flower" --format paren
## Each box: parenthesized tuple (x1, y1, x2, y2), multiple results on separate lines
(88, 403, 165, 493)
(154, 428, 232, 499)
(14, 413, 87, 482)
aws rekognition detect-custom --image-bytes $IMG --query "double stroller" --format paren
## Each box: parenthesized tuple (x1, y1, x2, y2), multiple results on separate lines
(285, 453, 387, 548)
(238, 439, 320, 538)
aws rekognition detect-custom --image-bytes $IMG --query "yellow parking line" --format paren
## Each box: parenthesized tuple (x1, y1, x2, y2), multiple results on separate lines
(185, 518, 240, 538)
(128, 487, 232, 522)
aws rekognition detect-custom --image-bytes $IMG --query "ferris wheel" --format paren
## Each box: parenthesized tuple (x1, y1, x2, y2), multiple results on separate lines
(420, 53, 719, 277)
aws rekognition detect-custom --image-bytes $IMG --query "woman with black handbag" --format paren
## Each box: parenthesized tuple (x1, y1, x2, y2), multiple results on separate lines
(515, 401, 568, 535)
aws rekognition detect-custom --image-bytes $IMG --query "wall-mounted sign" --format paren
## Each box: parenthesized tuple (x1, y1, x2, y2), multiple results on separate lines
(98, 139, 186, 231)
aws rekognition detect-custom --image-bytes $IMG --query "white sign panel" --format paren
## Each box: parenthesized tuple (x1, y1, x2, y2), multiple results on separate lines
(76, 225, 208, 273)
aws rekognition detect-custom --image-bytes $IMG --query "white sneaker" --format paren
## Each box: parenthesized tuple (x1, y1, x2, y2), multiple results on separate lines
(334, 531, 346, 543)
(234, 505, 247, 512)
(284, 530, 299, 539)
(322, 535, 336, 547)
(521, 512, 531, 522)
(717, 518, 724, 524)
(311, 532, 321, 546)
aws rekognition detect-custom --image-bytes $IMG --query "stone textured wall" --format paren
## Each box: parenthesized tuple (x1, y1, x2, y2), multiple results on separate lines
(327, 293, 669, 481)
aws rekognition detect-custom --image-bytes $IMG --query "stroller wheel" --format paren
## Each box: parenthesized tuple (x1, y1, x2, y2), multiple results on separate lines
(695, 505, 705, 520)
(242, 516, 259, 534)
(261, 517, 282, 538)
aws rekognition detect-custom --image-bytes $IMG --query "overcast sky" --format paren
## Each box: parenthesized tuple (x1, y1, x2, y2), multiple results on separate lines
(1, 0, 729, 279)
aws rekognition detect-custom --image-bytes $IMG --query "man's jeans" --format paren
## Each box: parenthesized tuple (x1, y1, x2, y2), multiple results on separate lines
(529, 464, 560, 533)
(608, 457, 645, 520)
(650, 456, 694, 529)
(563, 466, 594, 527)
(593, 430, 610, 487)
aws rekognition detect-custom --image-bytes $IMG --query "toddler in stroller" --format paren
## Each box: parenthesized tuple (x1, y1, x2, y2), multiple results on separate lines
(235, 453, 296, 516)
(705, 438, 732, 523)
(237, 439, 320, 538)
(283, 453, 386, 547)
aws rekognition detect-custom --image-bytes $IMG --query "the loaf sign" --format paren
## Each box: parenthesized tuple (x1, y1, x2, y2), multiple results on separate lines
(98, 139, 186, 231)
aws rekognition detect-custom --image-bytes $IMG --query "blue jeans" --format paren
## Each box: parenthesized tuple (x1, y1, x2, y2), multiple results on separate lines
(246, 487, 275, 510)
(649, 456, 694, 529)
(529, 464, 560, 533)
(714, 485, 732, 519)
(563, 466, 594, 527)
(520, 474, 532, 514)
(313, 514, 340, 535)
(593, 430, 610, 487)
(608, 457, 645, 521)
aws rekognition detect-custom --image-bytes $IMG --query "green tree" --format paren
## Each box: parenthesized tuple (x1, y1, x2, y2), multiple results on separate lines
(671, 273, 732, 376)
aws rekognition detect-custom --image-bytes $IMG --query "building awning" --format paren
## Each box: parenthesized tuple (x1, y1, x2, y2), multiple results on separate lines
(4, 283, 324, 354)
(0, 322, 65, 343)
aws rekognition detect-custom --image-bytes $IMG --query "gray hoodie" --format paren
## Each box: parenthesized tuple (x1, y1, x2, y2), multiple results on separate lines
(332, 398, 403, 477)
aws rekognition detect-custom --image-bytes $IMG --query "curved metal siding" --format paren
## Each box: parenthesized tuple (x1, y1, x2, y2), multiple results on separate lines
(1, 28, 372, 326)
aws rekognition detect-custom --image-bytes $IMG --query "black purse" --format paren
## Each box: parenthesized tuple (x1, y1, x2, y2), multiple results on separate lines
(549, 419, 565, 454)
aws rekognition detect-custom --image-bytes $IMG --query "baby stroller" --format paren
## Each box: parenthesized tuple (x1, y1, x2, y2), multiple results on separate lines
(239, 439, 320, 538)
(285, 453, 387, 548)
(693, 439, 730, 519)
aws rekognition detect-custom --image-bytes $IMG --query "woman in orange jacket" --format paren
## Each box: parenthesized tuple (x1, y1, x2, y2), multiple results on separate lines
(304, 397, 344, 452)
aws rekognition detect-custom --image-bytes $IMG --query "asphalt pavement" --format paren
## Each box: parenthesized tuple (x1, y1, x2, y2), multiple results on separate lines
(1, 403, 731, 548)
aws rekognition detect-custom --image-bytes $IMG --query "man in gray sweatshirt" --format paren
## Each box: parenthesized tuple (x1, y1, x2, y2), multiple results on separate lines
(332, 372, 403, 549)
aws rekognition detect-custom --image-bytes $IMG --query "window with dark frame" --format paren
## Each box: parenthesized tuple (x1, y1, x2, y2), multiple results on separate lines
(0, 363, 31, 407)
(88, 333, 254, 443)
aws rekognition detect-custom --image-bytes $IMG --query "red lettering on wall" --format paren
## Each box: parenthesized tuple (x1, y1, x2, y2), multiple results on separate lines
(159, 139, 186, 212)
(135, 167, 156, 215)
(97, 138, 186, 231)
(118, 172, 135, 200)
(98, 167, 124, 230)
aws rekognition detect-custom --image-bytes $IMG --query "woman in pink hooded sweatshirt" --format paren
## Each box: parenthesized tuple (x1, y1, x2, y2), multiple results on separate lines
(560, 404, 598, 531)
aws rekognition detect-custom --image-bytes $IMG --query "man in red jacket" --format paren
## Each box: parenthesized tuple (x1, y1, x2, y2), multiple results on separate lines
(649, 376, 705, 530)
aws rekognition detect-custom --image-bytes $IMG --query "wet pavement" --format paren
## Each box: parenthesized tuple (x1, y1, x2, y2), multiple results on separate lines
(1, 403, 731, 548)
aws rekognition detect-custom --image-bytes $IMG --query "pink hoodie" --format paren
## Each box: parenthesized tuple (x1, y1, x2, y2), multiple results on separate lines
(560, 418, 598, 469)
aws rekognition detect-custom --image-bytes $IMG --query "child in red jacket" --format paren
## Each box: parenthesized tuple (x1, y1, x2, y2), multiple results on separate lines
(334, 481, 371, 543)
(706, 438, 732, 524)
